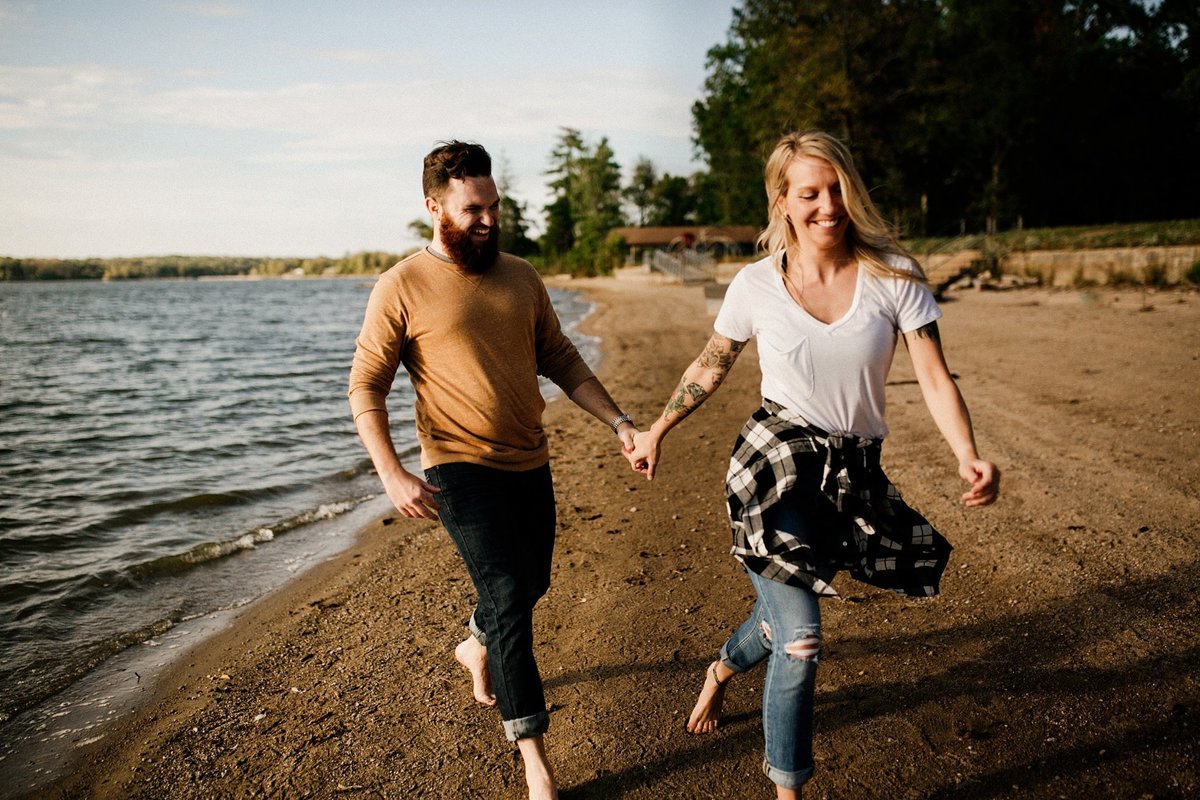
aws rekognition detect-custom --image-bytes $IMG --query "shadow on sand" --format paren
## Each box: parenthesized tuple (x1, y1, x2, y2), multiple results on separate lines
(549, 562, 1199, 798)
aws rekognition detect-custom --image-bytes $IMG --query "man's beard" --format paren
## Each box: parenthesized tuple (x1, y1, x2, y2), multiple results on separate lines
(438, 214, 500, 274)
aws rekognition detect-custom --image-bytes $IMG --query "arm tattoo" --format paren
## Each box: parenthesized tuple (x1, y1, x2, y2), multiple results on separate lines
(665, 382, 708, 420)
(696, 337, 744, 371)
(695, 336, 745, 389)
(912, 321, 941, 343)
(662, 336, 743, 423)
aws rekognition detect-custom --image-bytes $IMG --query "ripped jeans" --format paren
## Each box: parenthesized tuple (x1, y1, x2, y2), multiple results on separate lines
(720, 493, 824, 789)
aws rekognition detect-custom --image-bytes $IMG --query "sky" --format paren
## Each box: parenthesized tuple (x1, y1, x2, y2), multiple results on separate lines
(0, 1, 739, 258)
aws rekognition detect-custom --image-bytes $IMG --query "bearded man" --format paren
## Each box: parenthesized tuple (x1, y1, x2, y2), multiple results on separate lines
(348, 140, 636, 800)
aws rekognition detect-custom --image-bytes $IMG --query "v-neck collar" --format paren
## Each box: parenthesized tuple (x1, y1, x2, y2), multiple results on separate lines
(778, 252, 864, 332)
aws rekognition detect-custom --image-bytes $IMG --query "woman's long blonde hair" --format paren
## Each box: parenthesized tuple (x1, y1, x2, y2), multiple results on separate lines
(756, 130, 924, 282)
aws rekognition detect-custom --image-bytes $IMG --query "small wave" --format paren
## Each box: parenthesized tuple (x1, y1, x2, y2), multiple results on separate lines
(122, 494, 371, 581)
(263, 496, 370, 534)
(126, 528, 275, 580)
(74, 487, 292, 538)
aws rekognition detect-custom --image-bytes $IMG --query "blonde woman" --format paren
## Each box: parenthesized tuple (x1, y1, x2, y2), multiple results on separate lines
(626, 130, 999, 798)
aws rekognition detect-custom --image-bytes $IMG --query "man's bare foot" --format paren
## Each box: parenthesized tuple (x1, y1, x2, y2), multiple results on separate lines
(516, 735, 558, 800)
(454, 636, 496, 706)
(686, 660, 732, 734)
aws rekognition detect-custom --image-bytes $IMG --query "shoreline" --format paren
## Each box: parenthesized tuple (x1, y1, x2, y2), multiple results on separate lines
(0, 493, 395, 798)
(0, 279, 597, 797)
(31, 280, 1200, 799)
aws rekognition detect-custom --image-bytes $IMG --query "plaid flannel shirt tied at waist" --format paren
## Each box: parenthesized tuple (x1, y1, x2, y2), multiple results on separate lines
(725, 400, 952, 598)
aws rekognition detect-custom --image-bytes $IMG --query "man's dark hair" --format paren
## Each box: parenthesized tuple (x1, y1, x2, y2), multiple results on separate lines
(422, 140, 492, 200)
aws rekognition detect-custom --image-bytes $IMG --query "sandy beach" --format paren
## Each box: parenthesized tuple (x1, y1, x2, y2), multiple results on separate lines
(37, 277, 1200, 799)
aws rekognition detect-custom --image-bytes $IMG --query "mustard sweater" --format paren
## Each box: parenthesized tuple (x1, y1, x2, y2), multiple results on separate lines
(348, 250, 595, 471)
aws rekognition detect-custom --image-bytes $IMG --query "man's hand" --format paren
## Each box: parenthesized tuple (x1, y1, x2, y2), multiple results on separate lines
(617, 423, 638, 456)
(381, 469, 442, 520)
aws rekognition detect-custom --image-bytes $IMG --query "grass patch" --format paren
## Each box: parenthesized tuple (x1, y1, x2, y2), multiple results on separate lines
(904, 219, 1200, 254)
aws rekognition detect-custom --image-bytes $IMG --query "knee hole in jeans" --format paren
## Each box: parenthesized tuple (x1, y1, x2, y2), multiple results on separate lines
(783, 632, 821, 662)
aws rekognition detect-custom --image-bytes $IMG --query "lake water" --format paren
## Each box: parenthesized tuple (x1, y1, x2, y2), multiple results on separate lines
(0, 276, 596, 788)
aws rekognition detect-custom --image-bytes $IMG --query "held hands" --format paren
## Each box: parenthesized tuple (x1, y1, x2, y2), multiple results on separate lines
(959, 457, 1000, 508)
(624, 430, 661, 481)
(615, 423, 660, 480)
(616, 423, 637, 457)
(382, 468, 442, 520)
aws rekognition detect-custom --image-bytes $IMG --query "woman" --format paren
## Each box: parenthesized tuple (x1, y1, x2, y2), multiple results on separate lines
(626, 130, 999, 798)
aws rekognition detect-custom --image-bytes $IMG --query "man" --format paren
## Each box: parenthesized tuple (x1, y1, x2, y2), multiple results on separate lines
(348, 140, 636, 800)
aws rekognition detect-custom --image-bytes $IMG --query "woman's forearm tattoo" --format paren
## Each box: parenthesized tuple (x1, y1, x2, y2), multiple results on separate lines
(666, 382, 707, 419)
(661, 336, 744, 423)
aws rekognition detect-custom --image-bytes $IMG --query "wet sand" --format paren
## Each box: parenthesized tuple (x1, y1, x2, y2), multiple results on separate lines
(37, 279, 1200, 799)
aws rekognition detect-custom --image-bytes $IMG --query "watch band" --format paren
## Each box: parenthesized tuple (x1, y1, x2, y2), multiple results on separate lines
(609, 413, 634, 433)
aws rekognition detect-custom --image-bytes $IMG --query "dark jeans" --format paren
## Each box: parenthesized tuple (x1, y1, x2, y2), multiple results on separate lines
(425, 462, 556, 741)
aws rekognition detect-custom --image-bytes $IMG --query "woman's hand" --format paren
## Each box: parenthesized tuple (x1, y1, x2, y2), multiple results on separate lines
(625, 430, 662, 480)
(959, 458, 1000, 507)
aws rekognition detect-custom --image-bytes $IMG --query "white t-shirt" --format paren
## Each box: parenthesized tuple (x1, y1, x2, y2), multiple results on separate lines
(714, 253, 941, 439)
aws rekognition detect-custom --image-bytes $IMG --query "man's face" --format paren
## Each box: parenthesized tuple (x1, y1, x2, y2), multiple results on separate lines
(431, 176, 501, 273)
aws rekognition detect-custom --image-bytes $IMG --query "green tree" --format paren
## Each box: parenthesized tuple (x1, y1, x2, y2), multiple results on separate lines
(646, 173, 697, 226)
(693, 0, 945, 229)
(496, 161, 539, 257)
(540, 127, 586, 259)
(407, 217, 433, 241)
(623, 157, 659, 225)
(540, 128, 626, 275)
(571, 137, 624, 254)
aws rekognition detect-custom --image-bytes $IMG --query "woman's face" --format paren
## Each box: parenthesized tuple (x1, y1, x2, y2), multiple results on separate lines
(778, 156, 849, 254)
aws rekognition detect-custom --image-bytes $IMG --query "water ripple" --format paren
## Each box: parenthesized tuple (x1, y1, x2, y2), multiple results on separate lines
(0, 276, 594, 726)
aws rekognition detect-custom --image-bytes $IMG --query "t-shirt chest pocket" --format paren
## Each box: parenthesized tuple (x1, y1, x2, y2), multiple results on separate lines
(758, 329, 815, 399)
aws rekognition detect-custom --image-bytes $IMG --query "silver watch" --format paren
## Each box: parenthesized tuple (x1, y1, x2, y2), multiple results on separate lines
(609, 413, 634, 433)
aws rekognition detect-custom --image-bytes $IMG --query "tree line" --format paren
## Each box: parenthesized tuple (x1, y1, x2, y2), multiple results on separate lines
(0, 252, 405, 281)
(691, 0, 1199, 237)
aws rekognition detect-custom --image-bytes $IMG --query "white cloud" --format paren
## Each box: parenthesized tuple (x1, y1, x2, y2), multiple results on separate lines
(1, 59, 696, 164)
(0, 65, 144, 130)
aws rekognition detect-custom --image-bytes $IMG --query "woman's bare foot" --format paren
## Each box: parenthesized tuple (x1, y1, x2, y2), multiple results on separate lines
(516, 735, 558, 800)
(454, 636, 496, 706)
(686, 660, 732, 734)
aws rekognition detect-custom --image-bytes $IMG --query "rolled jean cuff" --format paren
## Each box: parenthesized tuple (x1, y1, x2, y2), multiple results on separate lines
(762, 759, 813, 790)
(717, 644, 749, 675)
(502, 710, 550, 742)
(468, 614, 487, 647)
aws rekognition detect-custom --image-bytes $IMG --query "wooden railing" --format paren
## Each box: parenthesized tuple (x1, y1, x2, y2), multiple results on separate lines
(650, 249, 718, 283)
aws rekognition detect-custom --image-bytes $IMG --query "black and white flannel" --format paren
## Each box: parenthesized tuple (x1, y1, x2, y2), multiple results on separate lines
(726, 400, 952, 598)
